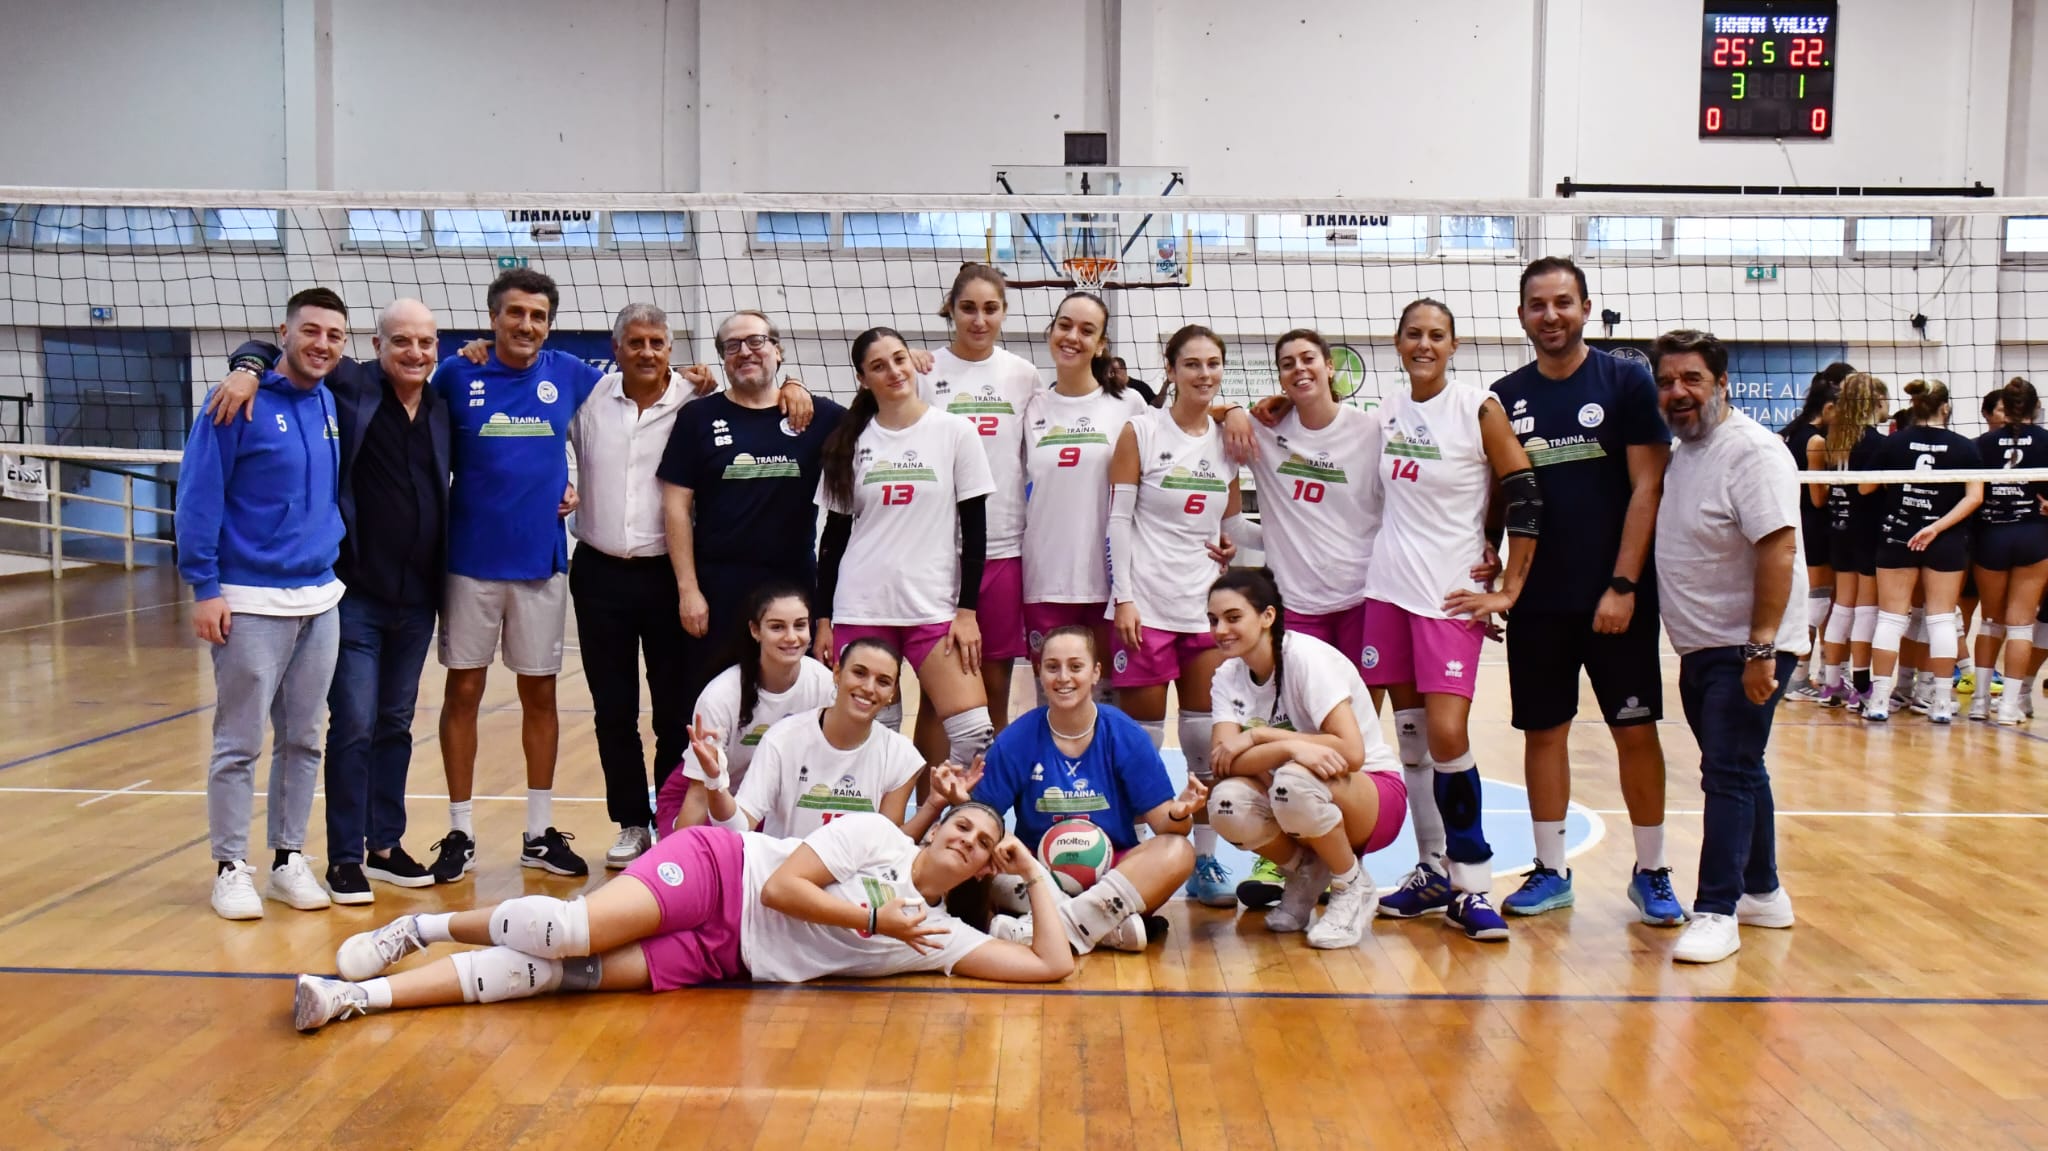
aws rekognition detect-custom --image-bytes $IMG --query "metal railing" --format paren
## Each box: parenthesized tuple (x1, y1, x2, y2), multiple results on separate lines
(0, 445, 181, 578)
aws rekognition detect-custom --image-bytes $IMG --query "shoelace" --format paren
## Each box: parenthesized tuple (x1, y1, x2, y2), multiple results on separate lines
(375, 920, 423, 966)
(1195, 858, 1230, 884)
(1400, 867, 1436, 891)
(334, 985, 370, 1022)
(1641, 869, 1678, 903)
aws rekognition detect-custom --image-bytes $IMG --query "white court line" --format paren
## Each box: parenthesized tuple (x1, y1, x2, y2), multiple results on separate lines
(0, 600, 183, 635)
(7, 786, 2044, 820)
(75, 779, 150, 807)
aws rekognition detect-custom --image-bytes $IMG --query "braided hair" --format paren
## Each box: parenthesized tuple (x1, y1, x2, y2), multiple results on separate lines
(1209, 568, 1288, 716)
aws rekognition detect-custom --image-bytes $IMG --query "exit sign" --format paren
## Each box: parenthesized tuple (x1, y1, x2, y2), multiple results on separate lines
(1746, 265, 1780, 281)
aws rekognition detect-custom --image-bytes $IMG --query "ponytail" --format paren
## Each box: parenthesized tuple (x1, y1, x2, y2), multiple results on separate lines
(822, 327, 905, 508)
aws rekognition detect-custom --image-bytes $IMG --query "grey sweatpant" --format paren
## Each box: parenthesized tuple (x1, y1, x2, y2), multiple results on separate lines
(207, 609, 340, 863)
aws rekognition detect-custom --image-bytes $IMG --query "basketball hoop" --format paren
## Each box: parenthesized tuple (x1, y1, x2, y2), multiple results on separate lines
(1062, 256, 1119, 291)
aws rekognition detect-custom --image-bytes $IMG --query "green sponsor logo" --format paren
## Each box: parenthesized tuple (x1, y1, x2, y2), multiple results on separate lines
(1525, 438, 1608, 467)
(1038, 427, 1110, 446)
(1034, 787, 1112, 814)
(863, 466, 938, 484)
(1160, 467, 1229, 493)
(1276, 455, 1348, 483)
(860, 876, 893, 911)
(795, 785, 878, 813)
(722, 453, 802, 481)
(1330, 345, 1366, 400)
(948, 399, 1015, 415)
(1383, 438, 1442, 461)
(739, 724, 769, 747)
(1241, 718, 1297, 732)
(478, 413, 555, 438)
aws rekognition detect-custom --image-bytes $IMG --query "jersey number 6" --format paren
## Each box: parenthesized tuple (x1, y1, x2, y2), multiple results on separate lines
(881, 483, 915, 506)
(1183, 493, 1207, 514)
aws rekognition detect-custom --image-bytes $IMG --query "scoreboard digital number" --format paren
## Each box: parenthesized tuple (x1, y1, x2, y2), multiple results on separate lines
(1700, 2, 1836, 139)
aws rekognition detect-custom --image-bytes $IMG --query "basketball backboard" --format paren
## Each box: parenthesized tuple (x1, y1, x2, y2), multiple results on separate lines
(990, 165, 1191, 289)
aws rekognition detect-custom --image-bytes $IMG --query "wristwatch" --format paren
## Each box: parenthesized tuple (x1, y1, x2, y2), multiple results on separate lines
(1740, 642, 1776, 662)
(1607, 575, 1637, 595)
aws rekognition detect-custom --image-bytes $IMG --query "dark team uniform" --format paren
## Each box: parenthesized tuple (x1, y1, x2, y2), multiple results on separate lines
(1491, 349, 1670, 731)
(1782, 419, 1830, 567)
(1825, 427, 1885, 577)
(1874, 425, 1980, 573)
(1974, 424, 2048, 571)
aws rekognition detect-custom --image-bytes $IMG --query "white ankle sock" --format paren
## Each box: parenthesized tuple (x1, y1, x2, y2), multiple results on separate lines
(1191, 825, 1217, 855)
(361, 977, 394, 1010)
(1632, 824, 1667, 871)
(449, 800, 474, 837)
(1329, 862, 1363, 891)
(1060, 871, 1142, 951)
(1533, 820, 1568, 871)
(527, 789, 553, 840)
(1402, 763, 1447, 868)
(414, 912, 456, 943)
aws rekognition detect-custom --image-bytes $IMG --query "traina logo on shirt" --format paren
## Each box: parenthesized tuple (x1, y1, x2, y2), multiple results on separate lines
(863, 450, 938, 485)
(479, 412, 554, 438)
(946, 387, 1015, 415)
(1160, 463, 1228, 493)
(1036, 420, 1109, 446)
(739, 722, 772, 747)
(1035, 781, 1111, 814)
(1383, 427, 1442, 461)
(794, 775, 878, 813)
(722, 452, 801, 481)
(1519, 435, 1606, 467)
(1275, 452, 1348, 484)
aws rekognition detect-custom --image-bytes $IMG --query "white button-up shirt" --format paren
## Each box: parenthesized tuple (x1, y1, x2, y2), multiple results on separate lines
(569, 369, 694, 558)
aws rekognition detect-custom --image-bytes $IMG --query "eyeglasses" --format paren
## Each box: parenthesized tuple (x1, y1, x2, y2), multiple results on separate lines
(719, 334, 778, 358)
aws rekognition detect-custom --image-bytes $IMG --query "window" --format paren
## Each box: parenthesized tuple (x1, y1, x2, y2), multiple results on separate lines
(345, 208, 425, 246)
(2006, 217, 2048, 254)
(432, 210, 599, 248)
(1256, 213, 1429, 255)
(1854, 217, 1934, 254)
(204, 208, 282, 245)
(1440, 215, 1518, 253)
(843, 211, 1000, 250)
(28, 206, 198, 247)
(1673, 216, 1845, 258)
(1583, 216, 1666, 254)
(754, 211, 831, 246)
(609, 211, 692, 246)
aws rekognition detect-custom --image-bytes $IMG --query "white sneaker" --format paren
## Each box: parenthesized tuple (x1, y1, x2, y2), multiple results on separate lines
(293, 975, 371, 1033)
(211, 861, 264, 921)
(1098, 913, 1150, 953)
(988, 913, 1033, 946)
(604, 826, 653, 870)
(1968, 693, 1990, 722)
(1734, 888, 1795, 928)
(1306, 871, 1375, 949)
(267, 852, 332, 910)
(1998, 693, 2028, 726)
(1672, 912, 1741, 963)
(988, 874, 1033, 915)
(336, 914, 430, 981)
(1265, 855, 1331, 934)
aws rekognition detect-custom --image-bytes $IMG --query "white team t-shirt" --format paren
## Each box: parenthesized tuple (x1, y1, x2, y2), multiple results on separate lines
(1022, 385, 1147, 604)
(1362, 382, 1495, 620)
(1245, 405, 1383, 616)
(1120, 407, 1234, 635)
(920, 346, 1040, 560)
(683, 658, 839, 789)
(739, 813, 993, 983)
(817, 406, 998, 626)
(732, 710, 926, 838)
(1210, 632, 1400, 775)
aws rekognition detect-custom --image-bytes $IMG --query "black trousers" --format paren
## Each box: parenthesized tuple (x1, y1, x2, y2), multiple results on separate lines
(569, 547, 689, 827)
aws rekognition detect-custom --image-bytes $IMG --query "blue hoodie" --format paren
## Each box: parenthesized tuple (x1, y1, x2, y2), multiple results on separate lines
(176, 371, 345, 601)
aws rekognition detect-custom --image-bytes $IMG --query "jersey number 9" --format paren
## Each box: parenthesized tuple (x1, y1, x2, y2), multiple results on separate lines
(1056, 446, 1082, 468)
(881, 483, 915, 506)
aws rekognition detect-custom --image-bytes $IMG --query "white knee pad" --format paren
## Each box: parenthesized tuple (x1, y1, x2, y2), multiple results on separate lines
(876, 700, 904, 732)
(1982, 621, 2007, 641)
(1906, 608, 1929, 645)
(1926, 609, 1959, 660)
(1391, 707, 1428, 768)
(488, 895, 591, 959)
(452, 946, 562, 1004)
(941, 706, 993, 766)
(1823, 602, 1855, 646)
(1135, 717, 1167, 750)
(1208, 778, 1280, 850)
(1807, 589, 1835, 632)
(1270, 764, 1343, 839)
(1872, 610, 1909, 655)
(1852, 604, 1879, 644)
(1177, 711, 1213, 784)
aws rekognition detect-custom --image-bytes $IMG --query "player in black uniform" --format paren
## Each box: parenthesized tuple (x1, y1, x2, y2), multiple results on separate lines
(1780, 369, 1846, 702)
(1812, 373, 1888, 711)
(1973, 378, 2048, 724)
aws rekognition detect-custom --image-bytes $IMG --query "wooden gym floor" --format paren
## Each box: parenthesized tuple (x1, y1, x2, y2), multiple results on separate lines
(2, 566, 2047, 1150)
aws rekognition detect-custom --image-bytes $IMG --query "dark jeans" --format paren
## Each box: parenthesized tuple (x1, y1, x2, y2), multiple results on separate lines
(674, 558, 816, 759)
(571, 547, 690, 826)
(1679, 648, 1796, 916)
(324, 590, 436, 863)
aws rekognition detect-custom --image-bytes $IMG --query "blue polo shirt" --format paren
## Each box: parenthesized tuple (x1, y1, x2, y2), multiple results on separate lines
(971, 704, 1175, 851)
(433, 348, 602, 580)
(1491, 349, 1671, 614)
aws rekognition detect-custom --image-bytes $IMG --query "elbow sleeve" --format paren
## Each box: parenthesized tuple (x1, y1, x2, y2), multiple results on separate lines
(957, 496, 987, 610)
(1107, 483, 1138, 603)
(815, 512, 853, 616)
(1502, 468, 1543, 539)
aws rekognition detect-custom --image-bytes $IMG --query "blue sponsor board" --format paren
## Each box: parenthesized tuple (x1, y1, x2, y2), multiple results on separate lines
(1593, 340, 1845, 432)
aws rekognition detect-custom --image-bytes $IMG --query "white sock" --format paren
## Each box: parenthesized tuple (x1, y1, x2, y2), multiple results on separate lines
(1329, 861, 1363, 891)
(1059, 870, 1142, 952)
(527, 789, 553, 840)
(1191, 825, 1217, 856)
(1823, 663, 1844, 688)
(449, 800, 474, 837)
(1136, 718, 1166, 750)
(1533, 819, 1568, 872)
(1932, 678, 1954, 707)
(414, 912, 456, 943)
(1870, 674, 1895, 705)
(1403, 764, 1447, 869)
(1632, 824, 1667, 872)
(361, 977, 394, 1010)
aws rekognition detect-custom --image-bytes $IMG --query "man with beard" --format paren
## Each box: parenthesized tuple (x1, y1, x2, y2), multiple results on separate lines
(213, 298, 452, 903)
(1649, 329, 1803, 963)
(659, 310, 845, 731)
(1490, 257, 1684, 928)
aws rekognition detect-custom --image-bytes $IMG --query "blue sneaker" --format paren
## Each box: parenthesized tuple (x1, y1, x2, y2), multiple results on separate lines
(1185, 853, 1238, 908)
(1502, 863, 1574, 915)
(1446, 891, 1510, 941)
(1376, 862, 1452, 918)
(1628, 867, 1688, 926)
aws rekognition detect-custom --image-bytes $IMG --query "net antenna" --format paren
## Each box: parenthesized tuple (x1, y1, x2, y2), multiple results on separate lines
(991, 165, 1190, 290)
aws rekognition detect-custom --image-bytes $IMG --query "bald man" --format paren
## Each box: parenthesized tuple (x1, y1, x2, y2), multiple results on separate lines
(213, 300, 452, 903)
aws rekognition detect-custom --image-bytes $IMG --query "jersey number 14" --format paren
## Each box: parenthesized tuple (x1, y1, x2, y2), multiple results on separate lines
(1389, 459, 1421, 483)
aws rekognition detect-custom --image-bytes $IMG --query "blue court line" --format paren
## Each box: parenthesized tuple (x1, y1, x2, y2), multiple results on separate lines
(0, 704, 213, 775)
(3, 964, 2045, 1008)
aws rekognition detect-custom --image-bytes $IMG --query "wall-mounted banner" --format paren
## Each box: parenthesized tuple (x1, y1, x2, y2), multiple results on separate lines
(1592, 340, 1845, 431)
(2, 453, 49, 502)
